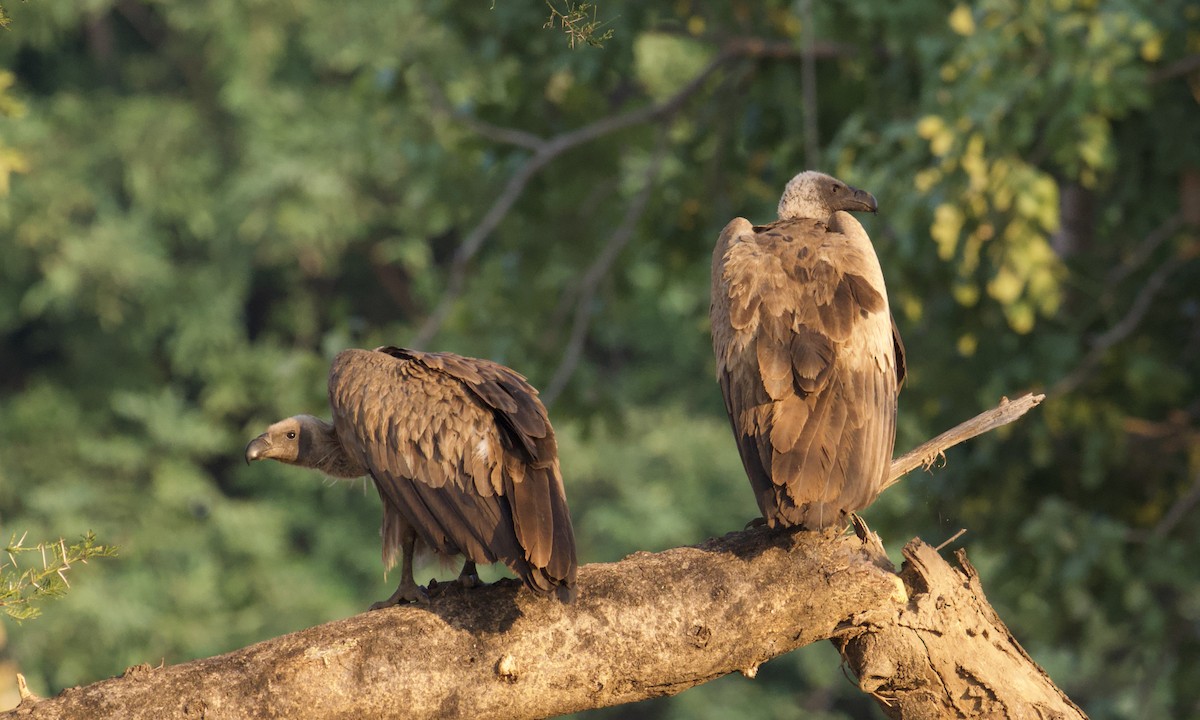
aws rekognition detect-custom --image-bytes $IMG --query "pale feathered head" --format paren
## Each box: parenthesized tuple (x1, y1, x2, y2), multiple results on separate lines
(777, 171, 878, 222)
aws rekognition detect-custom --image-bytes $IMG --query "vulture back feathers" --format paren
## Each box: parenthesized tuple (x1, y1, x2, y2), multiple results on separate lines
(710, 171, 905, 529)
(247, 346, 577, 604)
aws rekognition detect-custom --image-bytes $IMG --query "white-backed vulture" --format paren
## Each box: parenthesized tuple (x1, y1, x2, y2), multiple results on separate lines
(710, 171, 906, 530)
(245, 346, 578, 607)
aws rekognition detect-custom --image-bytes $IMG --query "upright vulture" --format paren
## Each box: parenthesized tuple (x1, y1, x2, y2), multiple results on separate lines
(245, 346, 578, 607)
(710, 171, 906, 530)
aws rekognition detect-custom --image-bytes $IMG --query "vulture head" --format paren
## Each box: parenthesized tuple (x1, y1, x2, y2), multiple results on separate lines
(777, 171, 878, 223)
(245, 414, 337, 467)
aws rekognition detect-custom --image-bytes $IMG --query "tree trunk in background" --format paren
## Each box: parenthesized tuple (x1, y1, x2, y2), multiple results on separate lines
(2, 528, 1085, 720)
(1052, 181, 1095, 261)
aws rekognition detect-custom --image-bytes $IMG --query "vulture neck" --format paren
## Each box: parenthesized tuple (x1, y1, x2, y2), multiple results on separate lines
(302, 417, 369, 479)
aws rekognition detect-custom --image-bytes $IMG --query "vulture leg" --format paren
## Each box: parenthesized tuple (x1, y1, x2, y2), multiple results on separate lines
(370, 527, 429, 609)
(456, 560, 481, 589)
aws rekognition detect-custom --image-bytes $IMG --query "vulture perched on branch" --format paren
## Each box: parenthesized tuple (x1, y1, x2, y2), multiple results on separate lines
(245, 346, 578, 607)
(710, 171, 906, 530)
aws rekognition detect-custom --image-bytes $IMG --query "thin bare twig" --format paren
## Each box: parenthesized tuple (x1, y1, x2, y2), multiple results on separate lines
(934, 528, 968, 552)
(884, 392, 1046, 489)
(542, 134, 670, 406)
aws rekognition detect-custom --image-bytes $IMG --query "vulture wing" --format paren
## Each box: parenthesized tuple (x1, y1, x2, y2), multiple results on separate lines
(328, 347, 577, 600)
(711, 215, 902, 528)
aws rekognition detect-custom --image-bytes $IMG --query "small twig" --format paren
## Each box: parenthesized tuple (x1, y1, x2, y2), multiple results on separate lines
(884, 392, 1046, 489)
(934, 529, 967, 552)
(16, 673, 38, 703)
(542, 134, 669, 406)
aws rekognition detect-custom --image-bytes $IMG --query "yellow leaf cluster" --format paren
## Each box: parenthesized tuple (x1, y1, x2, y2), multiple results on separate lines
(932, 203, 964, 260)
(948, 4, 976, 36)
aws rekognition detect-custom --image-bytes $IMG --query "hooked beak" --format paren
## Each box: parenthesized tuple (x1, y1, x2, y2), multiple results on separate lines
(844, 185, 878, 214)
(245, 434, 270, 464)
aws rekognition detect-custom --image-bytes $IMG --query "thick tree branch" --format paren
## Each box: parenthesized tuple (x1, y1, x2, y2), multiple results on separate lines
(4, 527, 1086, 720)
(7, 530, 903, 720)
(6, 396, 1072, 720)
(3, 526, 1084, 720)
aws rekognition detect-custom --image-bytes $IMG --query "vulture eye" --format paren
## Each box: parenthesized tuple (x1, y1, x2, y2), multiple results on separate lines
(286, 431, 297, 440)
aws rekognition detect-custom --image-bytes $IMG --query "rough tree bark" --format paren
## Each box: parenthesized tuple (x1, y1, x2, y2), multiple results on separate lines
(1, 529, 1083, 720)
(4, 394, 1081, 719)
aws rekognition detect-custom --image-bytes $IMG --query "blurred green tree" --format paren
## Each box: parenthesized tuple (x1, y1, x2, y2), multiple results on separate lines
(0, 0, 1196, 717)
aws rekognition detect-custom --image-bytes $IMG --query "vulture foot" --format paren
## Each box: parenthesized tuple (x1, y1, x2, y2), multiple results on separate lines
(456, 560, 481, 589)
(744, 517, 769, 530)
(369, 579, 430, 610)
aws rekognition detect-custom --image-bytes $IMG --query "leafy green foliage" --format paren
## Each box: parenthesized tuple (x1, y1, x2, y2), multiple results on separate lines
(1, 533, 116, 621)
(0, 0, 1197, 718)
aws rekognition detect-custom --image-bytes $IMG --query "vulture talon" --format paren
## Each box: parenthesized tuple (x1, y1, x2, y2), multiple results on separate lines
(370, 581, 430, 610)
(744, 517, 769, 530)
(456, 561, 482, 589)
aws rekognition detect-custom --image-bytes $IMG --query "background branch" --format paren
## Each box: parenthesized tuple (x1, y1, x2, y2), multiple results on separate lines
(409, 51, 734, 347)
(542, 134, 670, 406)
(1050, 231, 1195, 398)
(411, 38, 853, 348)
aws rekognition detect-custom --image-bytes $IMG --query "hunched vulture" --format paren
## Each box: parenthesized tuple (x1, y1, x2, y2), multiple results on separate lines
(710, 171, 906, 530)
(245, 346, 578, 607)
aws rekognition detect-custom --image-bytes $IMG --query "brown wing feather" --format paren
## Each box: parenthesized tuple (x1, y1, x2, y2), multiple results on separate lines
(398, 349, 575, 591)
(712, 217, 901, 529)
(329, 347, 577, 600)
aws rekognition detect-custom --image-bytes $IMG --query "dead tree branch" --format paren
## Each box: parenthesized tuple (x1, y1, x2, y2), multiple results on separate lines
(838, 540, 1087, 719)
(884, 392, 1046, 490)
(8, 530, 903, 720)
(5, 394, 1074, 720)
(2, 527, 1083, 720)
